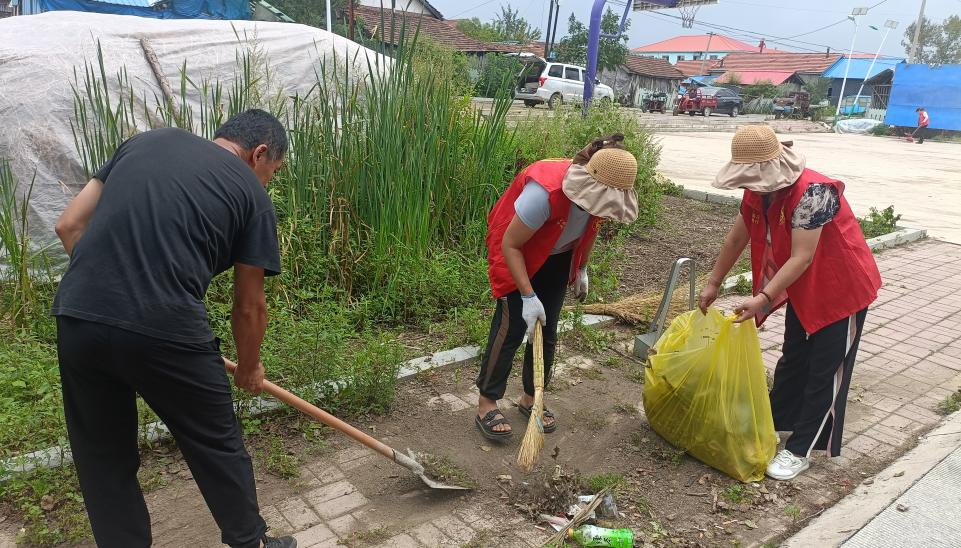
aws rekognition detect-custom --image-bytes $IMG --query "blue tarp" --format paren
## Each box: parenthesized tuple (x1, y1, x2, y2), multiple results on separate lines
(884, 63, 961, 131)
(823, 56, 904, 79)
(40, 0, 249, 19)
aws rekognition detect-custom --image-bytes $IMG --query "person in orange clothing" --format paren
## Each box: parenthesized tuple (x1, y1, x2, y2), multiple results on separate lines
(700, 125, 881, 481)
(474, 136, 640, 441)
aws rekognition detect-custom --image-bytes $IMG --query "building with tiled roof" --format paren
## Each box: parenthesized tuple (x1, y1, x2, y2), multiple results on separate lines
(353, 5, 511, 54)
(674, 58, 722, 77)
(633, 34, 785, 64)
(600, 54, 685, 108)
(710, 52, 842, 76)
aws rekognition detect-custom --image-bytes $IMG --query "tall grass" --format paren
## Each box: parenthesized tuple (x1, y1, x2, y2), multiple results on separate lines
(0, 160, 47, 329)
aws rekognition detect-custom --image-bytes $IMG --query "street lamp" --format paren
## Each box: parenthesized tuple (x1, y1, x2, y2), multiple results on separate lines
(854, 19, 899, 115)
(835, 7, 869, 117)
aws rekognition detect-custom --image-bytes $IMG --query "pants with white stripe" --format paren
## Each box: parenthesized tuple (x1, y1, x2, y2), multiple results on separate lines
(771, 304, 868, 458)
(476, 250, 572, 401)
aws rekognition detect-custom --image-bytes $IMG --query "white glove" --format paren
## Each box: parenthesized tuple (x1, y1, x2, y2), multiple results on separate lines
(521, 293, 547, 339)
(573, 267, 589, 301)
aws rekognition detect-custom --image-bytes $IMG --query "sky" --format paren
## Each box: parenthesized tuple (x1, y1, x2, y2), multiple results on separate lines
(427, 0, 960, 58)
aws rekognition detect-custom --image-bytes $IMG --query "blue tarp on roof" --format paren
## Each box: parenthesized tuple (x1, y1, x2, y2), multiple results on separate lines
(884, 63, 961, 131)
(822, 57, 904, 79)
(40, 0, 249, 19)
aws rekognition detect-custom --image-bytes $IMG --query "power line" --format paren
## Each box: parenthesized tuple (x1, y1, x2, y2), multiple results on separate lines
(448, 0, 501, 20)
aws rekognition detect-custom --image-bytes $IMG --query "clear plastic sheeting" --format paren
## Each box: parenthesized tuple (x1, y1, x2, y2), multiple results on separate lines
(834, 118, 884, 134)
(643, 308, 777, 482)
(0, 11, 386, 262)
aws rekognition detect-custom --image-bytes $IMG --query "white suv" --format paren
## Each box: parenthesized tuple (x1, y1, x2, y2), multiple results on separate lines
(514, 56, 614, 109)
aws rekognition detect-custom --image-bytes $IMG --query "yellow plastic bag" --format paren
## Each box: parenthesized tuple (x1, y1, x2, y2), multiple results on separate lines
(642, 307, 777, 482)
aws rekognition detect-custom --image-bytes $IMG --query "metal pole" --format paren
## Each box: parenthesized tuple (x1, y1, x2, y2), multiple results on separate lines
(854, 27, 892, 110)
(545, 0, 556, 59)
(583, 0, 609, 111)
(835, 17, 861, 117)
(549, 0, 562, 59)
(909, 0, 927, 63)
(326, 0, 332, 33)
(698, 32, 715, 76)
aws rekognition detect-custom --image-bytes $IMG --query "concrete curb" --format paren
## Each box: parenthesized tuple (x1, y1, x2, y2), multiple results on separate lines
(0, 313, 614, 477)
(866, 227, 927, 251)
(681, 188, 741, 206)
(785, 410, 961, 547)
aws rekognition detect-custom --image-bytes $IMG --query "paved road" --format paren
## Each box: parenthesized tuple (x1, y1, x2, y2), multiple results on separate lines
(655, 132, 961, 243)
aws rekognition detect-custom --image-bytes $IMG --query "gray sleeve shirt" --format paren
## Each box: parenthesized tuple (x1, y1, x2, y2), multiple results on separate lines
(514, 180, 591, 255)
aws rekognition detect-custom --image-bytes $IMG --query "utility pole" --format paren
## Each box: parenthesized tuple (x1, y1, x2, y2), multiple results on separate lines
(549, 0, 562, 60)
(545, 0, 556, 59)
(909, 0, 927, 63)
(349, 0, 355, 41)
(698, 32, 715, 76)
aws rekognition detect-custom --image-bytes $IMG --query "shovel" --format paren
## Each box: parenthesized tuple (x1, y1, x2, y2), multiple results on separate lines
(223, 358, 470, 491)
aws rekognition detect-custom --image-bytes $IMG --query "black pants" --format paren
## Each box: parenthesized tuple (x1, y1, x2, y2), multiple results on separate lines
(913, 126, 930, 143)
(476, 250, 572, 401)
(770, 305, 868, 458)
(56, 316, 266, 548)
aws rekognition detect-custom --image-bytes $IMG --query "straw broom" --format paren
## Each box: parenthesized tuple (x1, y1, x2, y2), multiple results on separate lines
(517, 321, 545, 472)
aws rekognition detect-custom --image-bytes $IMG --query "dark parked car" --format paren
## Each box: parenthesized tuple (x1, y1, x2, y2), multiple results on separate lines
(699, 87, 743, 117)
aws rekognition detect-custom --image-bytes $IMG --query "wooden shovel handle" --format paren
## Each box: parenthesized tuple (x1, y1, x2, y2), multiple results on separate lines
(223, 358, 395, 461)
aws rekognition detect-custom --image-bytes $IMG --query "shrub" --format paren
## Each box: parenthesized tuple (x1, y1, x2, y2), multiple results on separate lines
(858, 206, 901, 239)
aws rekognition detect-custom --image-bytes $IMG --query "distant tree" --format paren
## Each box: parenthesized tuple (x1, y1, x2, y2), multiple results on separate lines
(741, 79, 778, 99)
(802, 77, 831, 104)
(902, 15, 961, 64)
(555, 9, 629, 71)
(269, 0, 364, 39)
(457, 17, 505, 43)
(457, 4, 541, 44)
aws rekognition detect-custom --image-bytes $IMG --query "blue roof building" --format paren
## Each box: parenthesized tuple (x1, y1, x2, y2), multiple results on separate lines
(822, 56, 905, 106)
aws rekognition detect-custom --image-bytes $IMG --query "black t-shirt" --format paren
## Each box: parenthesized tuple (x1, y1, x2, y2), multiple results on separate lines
(52, 128, 281, 343)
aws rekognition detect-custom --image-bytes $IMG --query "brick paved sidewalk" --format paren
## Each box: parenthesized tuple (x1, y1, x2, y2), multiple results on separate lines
(4, 240, 957, 548)
(246, 239, 961, 547)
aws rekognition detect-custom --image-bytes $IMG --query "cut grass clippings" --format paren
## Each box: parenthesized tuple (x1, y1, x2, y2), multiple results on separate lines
(416, 453, 478, 489)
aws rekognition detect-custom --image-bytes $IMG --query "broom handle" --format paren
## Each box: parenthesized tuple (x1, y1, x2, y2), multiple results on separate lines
(533, 322, 544, 388)
(223, 358, 396, 462)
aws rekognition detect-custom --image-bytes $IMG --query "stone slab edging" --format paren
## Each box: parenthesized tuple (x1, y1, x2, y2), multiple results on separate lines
(785, 410, 961, 547)
(0, 314, 614, 478)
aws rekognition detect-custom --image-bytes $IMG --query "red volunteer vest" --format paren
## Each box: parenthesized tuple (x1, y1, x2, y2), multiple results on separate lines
(487, 160, 603, 299)
(741, 168, 882, 334)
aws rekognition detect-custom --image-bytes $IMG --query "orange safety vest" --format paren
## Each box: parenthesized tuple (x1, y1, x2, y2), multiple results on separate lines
(741, 168, 882, 334)
(486, 160, 603, 299)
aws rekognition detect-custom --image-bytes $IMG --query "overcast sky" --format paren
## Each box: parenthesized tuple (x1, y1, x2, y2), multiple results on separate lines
(427, 0, 959, 58)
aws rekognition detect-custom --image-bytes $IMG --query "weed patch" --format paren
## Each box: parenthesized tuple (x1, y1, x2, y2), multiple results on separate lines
(938, 389, 961, 415)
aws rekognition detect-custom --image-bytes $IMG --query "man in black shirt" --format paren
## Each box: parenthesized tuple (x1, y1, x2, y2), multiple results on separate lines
(53, 110, 295, 548)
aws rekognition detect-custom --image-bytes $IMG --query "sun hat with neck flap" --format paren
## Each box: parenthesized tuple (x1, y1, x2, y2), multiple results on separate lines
(713, 125, 806, 193)
(562, 147, 639, 223)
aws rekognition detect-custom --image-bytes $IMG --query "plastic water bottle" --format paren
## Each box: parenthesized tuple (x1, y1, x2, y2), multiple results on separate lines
(568, 524, 634, 547)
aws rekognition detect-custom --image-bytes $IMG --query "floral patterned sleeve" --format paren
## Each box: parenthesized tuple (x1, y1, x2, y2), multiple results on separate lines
(792, 184, 840, 230)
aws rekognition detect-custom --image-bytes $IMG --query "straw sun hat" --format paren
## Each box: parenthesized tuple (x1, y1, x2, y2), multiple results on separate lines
(713, 125, 806, 193)
(562, 148, 639, 223)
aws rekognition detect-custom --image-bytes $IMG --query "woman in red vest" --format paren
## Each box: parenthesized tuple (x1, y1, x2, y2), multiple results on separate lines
(699, 125, 881, 480)
(475, 136, 640, 441)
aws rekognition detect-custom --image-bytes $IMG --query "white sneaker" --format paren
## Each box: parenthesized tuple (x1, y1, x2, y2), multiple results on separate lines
(766, 449, 809, 480)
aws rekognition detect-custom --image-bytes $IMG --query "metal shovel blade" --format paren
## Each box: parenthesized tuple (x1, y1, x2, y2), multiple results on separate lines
(400, 449, 472, 491)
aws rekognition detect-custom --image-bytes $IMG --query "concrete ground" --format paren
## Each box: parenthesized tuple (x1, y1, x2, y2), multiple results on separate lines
(655, 132, 961, 243)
